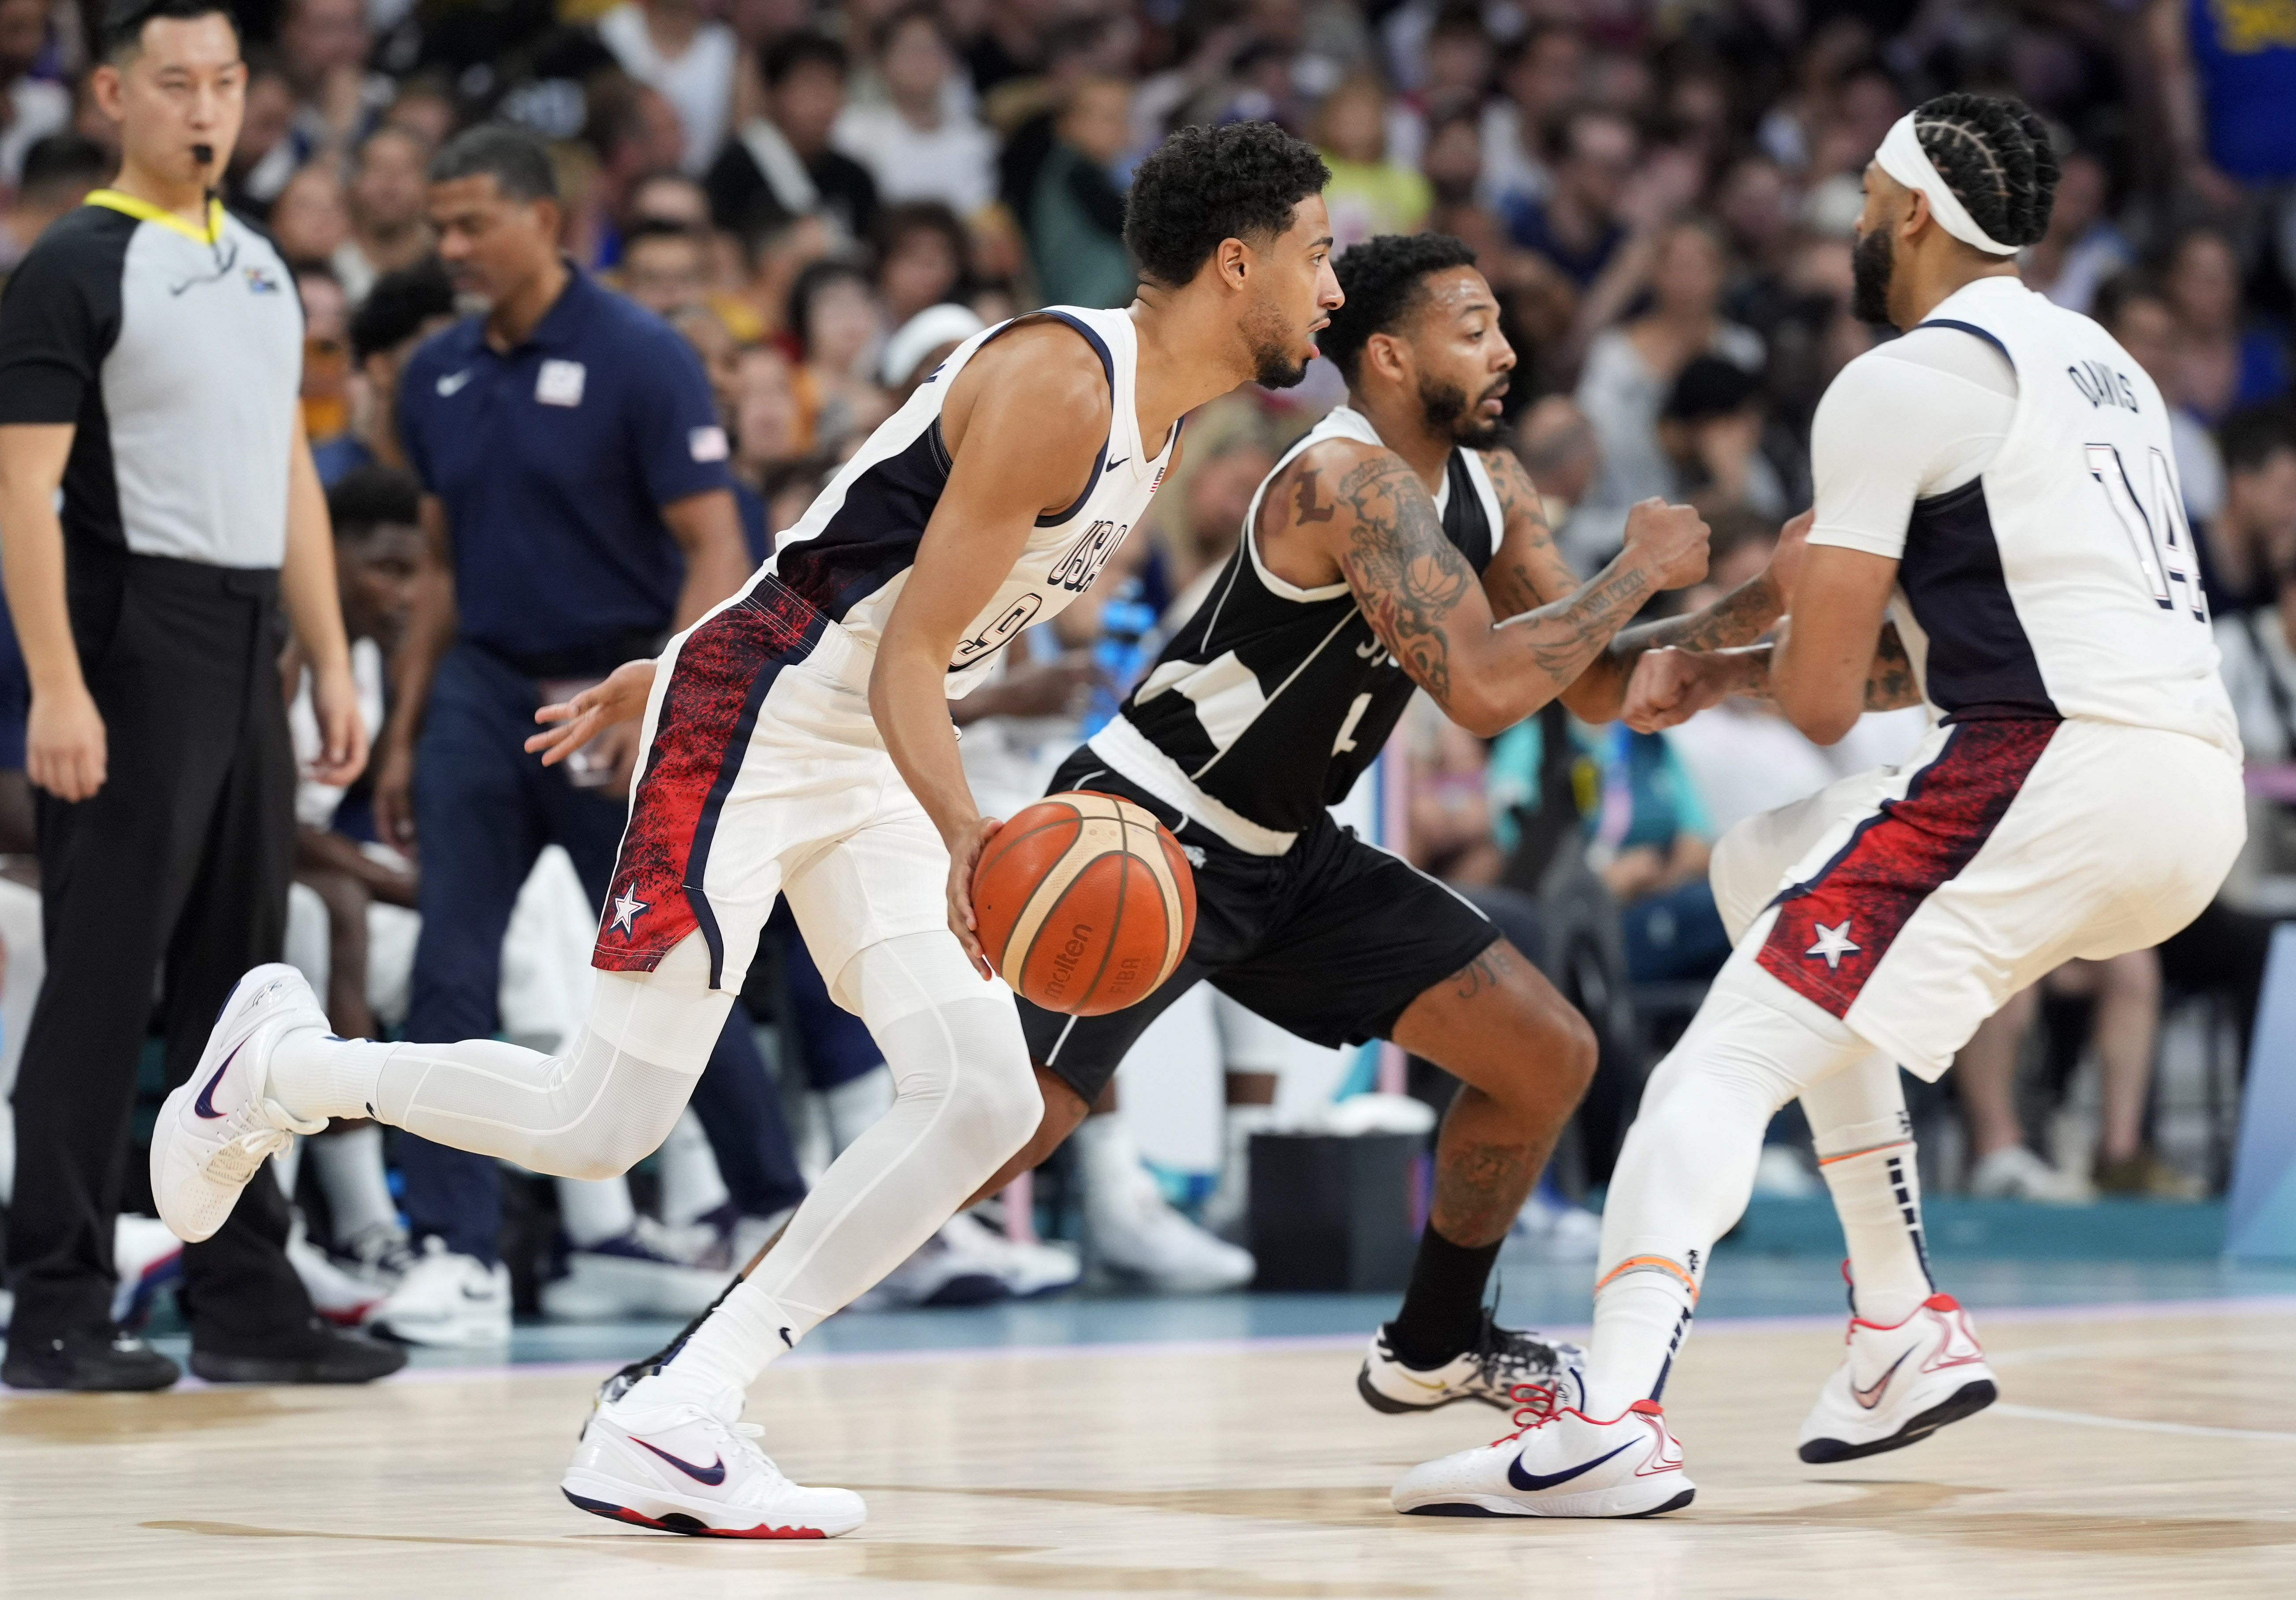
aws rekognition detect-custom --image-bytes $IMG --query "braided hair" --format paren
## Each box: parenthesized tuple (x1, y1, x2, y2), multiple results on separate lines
(1909, 92, 2061, 250)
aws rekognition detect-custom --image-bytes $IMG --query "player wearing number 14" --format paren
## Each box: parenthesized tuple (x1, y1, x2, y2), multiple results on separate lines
(1392, 93, 2245, 1517)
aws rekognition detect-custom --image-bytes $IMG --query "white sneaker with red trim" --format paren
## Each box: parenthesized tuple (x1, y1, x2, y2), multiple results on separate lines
(564, 1388, 865, 1539)
(1390, 1388, 1695, 1519)
(1797, 1291, 1998, 1463)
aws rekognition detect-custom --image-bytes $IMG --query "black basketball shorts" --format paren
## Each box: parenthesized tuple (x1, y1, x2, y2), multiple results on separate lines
(1014, 748, 1503, 1106)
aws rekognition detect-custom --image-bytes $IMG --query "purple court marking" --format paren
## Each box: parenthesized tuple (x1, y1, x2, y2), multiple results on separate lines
(199, 1291, 2296, 1389)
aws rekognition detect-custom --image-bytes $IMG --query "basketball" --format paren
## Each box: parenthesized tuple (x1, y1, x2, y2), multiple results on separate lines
(970, 791, 1197, 1015)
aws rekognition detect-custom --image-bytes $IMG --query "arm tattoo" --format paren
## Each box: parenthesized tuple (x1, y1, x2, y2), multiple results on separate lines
(1624, 574, 1782, 655)
(1864, 621, 1920, 710)
(1480, 449, 1563, 619)
(1292, 467, 1336, 524)
(1335, 452, 1478, 704)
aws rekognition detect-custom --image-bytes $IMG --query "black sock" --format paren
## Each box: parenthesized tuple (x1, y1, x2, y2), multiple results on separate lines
(1383, 1225, 1503, 1370)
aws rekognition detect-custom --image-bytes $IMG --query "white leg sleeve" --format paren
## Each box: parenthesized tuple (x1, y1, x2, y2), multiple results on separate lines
(276, 934, 730, 1181)
(1713, 793, 1936, 1324)
(633, 930, 1040, 1414)
(1584, 970, 1873, 1414)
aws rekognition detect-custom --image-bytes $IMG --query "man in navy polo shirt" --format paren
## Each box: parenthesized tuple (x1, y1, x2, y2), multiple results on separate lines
(370, 124, 803, 1342)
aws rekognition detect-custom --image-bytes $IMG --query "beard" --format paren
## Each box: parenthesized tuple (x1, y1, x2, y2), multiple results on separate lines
(1850, 226, 1896, 325)
(1419, 375, 1510, 448)
(1243, 298, 1310, 390)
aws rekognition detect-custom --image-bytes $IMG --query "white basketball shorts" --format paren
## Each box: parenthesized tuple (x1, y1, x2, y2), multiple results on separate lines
(592, 575, 951, 1002)
(1708, 714, 2243, 1080)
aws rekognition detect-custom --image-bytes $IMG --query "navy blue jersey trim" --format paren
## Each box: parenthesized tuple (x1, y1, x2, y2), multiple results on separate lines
(1915, 318, 2014, 369)
(980, 310, 1117, 527)
(684, 601, 830, 987)
(1768, 723, 1963, 911)
(1896, 477, 2059, 719)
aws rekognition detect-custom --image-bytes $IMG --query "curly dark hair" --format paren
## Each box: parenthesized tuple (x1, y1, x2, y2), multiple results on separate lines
(1123, 122, 1331, 290)
(1316, 232, 1479, 387)
(1911, 92, 2060, 251)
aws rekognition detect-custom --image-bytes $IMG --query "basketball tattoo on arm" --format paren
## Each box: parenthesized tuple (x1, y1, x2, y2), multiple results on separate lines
(1334, 451, 1480, 703)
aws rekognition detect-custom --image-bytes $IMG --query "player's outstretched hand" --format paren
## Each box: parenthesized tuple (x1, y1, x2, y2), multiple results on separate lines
(1623, 497, 1711, 590)
(527, 658, 658, 766)
(947, 814, 1006, 981)
(1622, 647, 1732, 733)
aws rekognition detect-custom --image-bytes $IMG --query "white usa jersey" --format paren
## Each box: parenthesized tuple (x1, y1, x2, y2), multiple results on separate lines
(1824, 279, 2238, 754)
(765, 306, 1178, 696)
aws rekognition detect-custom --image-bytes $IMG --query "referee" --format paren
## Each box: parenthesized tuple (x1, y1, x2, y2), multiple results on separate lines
(0, 0, 403, 1389)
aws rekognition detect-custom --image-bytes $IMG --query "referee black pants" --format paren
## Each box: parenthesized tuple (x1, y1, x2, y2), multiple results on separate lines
(7, 554, 314, 1351)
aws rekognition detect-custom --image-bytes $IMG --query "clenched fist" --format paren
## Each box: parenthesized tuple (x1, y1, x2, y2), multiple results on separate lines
(1622, 498, 1711, 590)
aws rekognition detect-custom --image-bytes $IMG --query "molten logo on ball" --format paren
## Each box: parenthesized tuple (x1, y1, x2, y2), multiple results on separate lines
(971, 794, 1196, 1016)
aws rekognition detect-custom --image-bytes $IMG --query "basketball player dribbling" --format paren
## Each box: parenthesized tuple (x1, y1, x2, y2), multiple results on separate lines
(150, 121, 1342, 1538)
(1392, 93, 2247, 1519)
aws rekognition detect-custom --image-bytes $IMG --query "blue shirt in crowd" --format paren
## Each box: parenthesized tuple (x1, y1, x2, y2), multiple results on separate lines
(398, 268, 733, 666)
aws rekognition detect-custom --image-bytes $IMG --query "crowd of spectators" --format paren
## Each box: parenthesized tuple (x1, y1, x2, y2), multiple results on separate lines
(3, 0, 2296, 1350)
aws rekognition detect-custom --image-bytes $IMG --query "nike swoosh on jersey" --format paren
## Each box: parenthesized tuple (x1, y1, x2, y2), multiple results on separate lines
(1105, 456, 1129, 470)
(191, 1042, 246, 1120)
(634, 1438, 728, 1485)
(1506, 1438, 1635, 1492)
(1852, 1348, 1914, 1410)
(436, 370, 473, 396)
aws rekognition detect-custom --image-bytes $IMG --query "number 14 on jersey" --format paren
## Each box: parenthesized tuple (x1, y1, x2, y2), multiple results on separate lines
(2087, 442, 2208, 622)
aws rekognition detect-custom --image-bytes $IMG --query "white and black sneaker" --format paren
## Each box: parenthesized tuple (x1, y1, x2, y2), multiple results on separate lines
(565, 1385, 865, 1538)
(1359, 1311, 1588, 1415)
(1798, 1291, 1998, 1462)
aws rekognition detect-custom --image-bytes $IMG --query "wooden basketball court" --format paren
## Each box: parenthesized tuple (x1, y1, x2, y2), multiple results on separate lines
(6, 1299, 2293, 1597)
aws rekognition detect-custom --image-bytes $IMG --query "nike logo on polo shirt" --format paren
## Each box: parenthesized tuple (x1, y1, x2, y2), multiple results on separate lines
(436, 369, 473, 396)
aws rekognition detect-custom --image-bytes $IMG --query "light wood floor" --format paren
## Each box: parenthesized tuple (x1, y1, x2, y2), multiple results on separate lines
(4, 1303, 2294, 1599)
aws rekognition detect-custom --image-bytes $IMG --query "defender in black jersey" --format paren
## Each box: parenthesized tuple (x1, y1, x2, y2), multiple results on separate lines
(989, 234, 1802, 1405)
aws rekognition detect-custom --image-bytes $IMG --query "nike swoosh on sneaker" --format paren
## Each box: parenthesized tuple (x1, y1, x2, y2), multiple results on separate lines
(192, 1042, 246, 1119)
(1852, 1348, 1913, 1410)
(634, 1437, 727, 1485)
(1506, 1439, 1635, 1492)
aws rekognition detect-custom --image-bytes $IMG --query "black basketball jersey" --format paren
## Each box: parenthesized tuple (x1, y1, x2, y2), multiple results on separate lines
(1086, 405, 1500, 853)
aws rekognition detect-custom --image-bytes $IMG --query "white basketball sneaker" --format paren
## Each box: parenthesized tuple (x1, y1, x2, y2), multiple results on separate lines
(1391, 1388, 1695, 1519)
(565, 1388, 865, 1539)
(1797, 1291, 1998, 1463)
(1358, 1312, 1587, 1414)
(363, 1238, 512, 1346)
(150, 965, 328, 1243)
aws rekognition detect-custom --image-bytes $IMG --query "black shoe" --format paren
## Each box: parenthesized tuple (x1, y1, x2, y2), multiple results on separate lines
(4, 1325, 181, 1391)
(190, 1319, 409, 1385)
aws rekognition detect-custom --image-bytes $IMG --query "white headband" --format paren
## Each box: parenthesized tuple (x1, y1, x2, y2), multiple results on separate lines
(1873, 113, 2021, 257)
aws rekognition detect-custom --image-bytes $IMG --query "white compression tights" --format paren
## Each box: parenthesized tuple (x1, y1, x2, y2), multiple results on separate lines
(271, 933, 732, 1181)
(1708, 806, 1939, 1332)
(1588, 959, 1910, 1414)
(633, 929, 1040, 1416)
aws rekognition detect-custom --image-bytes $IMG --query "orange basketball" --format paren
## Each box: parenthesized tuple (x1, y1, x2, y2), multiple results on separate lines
(971, 791, 1197, 1016)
